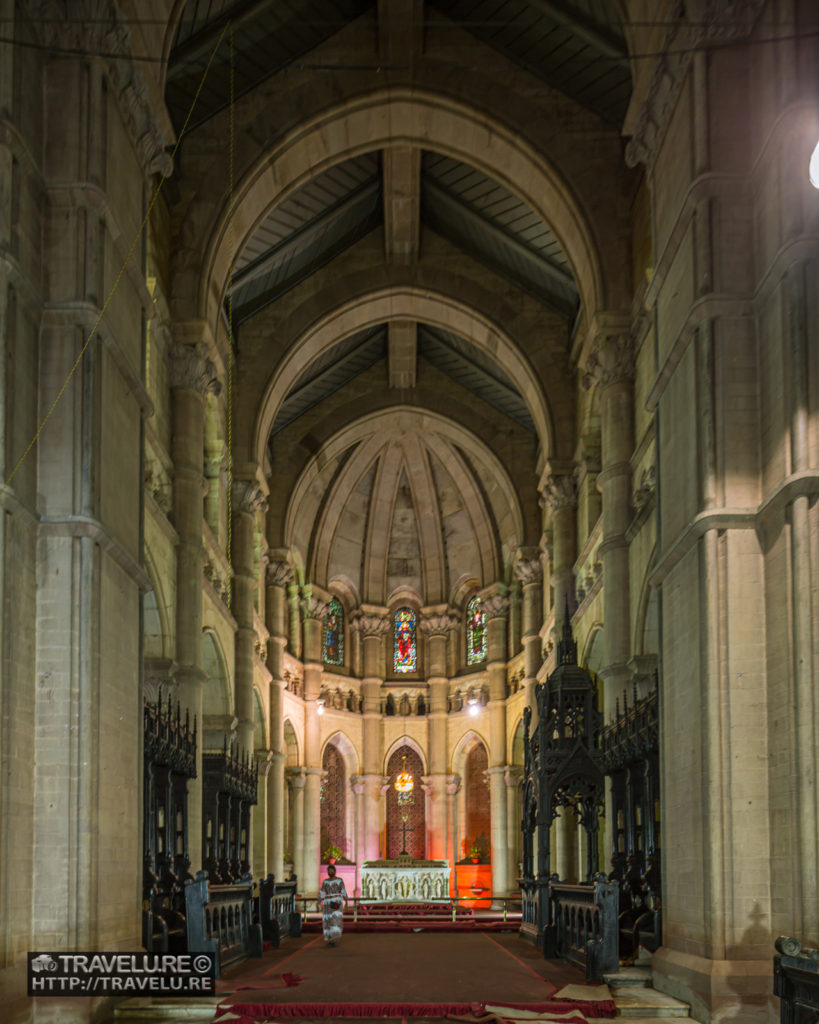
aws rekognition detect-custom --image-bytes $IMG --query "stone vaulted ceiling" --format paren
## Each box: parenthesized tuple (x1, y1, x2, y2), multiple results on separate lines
(284, 411, 524, 606)
(165, 0, 631, 595)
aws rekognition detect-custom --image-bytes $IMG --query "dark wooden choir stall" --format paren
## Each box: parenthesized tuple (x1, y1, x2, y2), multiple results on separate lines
(519, 617, 618, 982)
(602, 680, 662, 958)
(142, 691, 197, 954)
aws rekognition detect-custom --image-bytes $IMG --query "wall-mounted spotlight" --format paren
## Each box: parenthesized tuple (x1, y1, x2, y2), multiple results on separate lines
(468, 695, 480, 717)
(317, 698, 325, 716)
(810, 137, 819, 190)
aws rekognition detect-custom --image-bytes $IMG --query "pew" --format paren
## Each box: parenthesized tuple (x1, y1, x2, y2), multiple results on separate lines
(544, 876, 619, 982)
(257, 874, 301, 947)
(185, 870, 263, 977)
(774, 937, 819, 1024)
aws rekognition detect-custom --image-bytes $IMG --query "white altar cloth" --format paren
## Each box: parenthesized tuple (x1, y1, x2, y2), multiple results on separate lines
(360, 858, 450, 902)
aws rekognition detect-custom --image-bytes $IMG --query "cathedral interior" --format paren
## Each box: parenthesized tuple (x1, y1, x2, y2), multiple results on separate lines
(1, 1, 818, 1022)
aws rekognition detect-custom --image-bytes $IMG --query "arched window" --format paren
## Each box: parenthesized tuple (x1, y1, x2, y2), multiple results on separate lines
(393, 607, 417, 674)
(323, 597, 344, 666)
(466, 596, 487, 665)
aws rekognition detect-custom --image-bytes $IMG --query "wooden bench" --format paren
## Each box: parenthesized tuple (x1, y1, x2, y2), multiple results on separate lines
(774, 936, 819, 1024)
(257, 874, 301, 947)
(544, 876, 619, 982)
(185, 870, 263, 977)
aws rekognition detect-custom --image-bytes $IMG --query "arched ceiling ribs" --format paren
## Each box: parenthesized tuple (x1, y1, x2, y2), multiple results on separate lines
(361, 440, 405, 605)
(254, 287, 555, 466)
(422, 434, 499, 584)
(199, 91, 605, 329)
(308, 432, 388, 586)
(283, 408, 523, 606)
(398, 432, 448, 605)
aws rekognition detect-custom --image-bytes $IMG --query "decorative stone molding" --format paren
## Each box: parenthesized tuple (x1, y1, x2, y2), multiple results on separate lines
(300, 596, 330, 621)
(24, 0, 173, 178)
(266, 560, 294, 588)
(582, 334, 635, 390)
(633, 465, 657, 513)
(144, 452, 172, 515)
(625, 0, 765, 169)
(168, 342, 222, 397)
(350, 613, 391, 638)
(231, 479, 267, 516)
(540, 473, 578, 513)
(446, 775, 461, 797)
(514, 558, 543, 586)
(419, 612, 459, 636)
(482, 594, 510, 621)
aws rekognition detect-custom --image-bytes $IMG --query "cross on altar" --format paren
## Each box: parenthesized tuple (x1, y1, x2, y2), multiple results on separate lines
(398, 808, 415, 856)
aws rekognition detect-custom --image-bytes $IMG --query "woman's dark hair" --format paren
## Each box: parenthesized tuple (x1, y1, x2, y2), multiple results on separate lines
(327, 864, 337, 876)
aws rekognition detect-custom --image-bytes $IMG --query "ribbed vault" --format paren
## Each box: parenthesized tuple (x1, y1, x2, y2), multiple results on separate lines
(284, 409, 524, 605)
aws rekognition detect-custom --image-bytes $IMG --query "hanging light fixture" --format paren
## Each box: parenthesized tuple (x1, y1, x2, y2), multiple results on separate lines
(810, 137, 819, 189)
(395, 754, 414, 795)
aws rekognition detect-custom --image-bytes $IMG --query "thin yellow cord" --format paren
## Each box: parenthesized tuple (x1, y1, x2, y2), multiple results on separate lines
(0, 22, 231, 501)
(226, 23, 235, 605)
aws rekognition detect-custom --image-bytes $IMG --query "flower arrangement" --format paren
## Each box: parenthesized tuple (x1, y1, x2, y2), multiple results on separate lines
(323, 843, 343, 863)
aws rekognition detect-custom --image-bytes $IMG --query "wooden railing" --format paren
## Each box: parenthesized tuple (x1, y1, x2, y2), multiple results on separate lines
(543, 877, 619, 982)
(185, 870, 262, 977)
(774, 936, 819, 1024)
(257, 875, 300, 947)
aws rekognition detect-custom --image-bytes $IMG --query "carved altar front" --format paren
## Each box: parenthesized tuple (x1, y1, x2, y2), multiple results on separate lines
(360, 857, 450, 902)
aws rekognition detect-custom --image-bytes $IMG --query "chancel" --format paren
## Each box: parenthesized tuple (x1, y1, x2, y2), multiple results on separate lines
(1, 2, 818, 1023)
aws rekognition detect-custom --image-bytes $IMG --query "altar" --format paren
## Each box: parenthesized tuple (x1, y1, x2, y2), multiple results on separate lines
(360, 857, 450, 902)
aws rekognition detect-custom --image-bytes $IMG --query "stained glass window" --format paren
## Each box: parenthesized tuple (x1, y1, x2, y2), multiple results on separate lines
(322, 597, 344, 665)
(393, 607, 417, 674)
(466, 596, 487, 664)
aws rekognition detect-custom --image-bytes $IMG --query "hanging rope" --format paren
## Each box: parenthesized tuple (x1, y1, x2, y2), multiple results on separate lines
(0, 21, 231, 502)
(225, 22, 235, 607)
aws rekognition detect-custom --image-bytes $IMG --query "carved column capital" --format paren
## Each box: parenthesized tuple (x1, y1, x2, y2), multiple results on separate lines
(514, 558, 543, 587)
(419, 612, 460, 637)
(582, 333, 634, 391)
(231, 479, 267, 516)
(169, 342, 222, 397)
(350, 613, 391, 638)
(482, 594, 510, 621)
(300, 596, 330, 622)
(540, 473, 578, 513)
(266, 560, 294, 588)
(446, 774, 461, 797)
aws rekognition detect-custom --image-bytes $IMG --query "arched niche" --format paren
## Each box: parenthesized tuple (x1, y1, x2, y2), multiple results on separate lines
(385, 742, 426, 860)
(320, 731, 358, 863)
(202, 629, 233, 751)
(452, 730, 491, 862)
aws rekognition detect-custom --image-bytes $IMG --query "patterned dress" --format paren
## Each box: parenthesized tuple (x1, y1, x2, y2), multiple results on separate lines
(319, 876, 347, 943)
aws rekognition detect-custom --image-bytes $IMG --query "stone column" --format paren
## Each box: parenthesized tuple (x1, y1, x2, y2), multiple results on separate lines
(231, 480, 267, 754)
(170, 341, 222, 873)
(447, 776, 461, 899)
(583, 334, 634, 712)
(515, 554, 544, 716)
(265, 558, 293, 881)
(484, 592, 510, 900)
(352, 612, 390, 861)
(420, 610, 459, 861)
(350, 776, 365, 896)
(287, 768, 307, 886)
(538, 470, 577, 628)
(253, 752, 273, 876)
(300, 591, 329, 896)
(504, 767, 523, 892)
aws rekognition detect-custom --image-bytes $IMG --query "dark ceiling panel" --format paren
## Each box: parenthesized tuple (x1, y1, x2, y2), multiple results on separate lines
(429, 0, 630, 125)
(418, 324, 536, 432)
(167, 0, 376, 132)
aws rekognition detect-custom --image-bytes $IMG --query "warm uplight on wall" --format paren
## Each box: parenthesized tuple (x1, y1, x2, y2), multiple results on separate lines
(810, 138, 819, 189)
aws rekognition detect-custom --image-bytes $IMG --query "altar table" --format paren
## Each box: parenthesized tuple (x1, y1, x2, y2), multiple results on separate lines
(360, 857, 450, 902)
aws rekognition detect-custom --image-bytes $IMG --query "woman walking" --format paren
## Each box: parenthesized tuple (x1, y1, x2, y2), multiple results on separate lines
(319, 864, 348, 947)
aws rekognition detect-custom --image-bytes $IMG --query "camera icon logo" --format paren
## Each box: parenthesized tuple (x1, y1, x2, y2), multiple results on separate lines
(31, 954, 58, 973)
